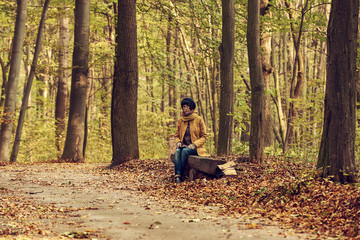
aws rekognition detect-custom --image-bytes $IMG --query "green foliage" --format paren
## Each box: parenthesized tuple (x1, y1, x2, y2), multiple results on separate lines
(89, 1, 115, 67)
(0, 0, 16, 35)
(355, 105, 360, 167)
(138, 105, 171, 159)
(16, 105, 113, 163)
(85, 116, 112, 163)
(263, 3, 291, 33)
(19, 115, 58, 163)
(232, 91, 250, 155)
(0, 0, 16, 76)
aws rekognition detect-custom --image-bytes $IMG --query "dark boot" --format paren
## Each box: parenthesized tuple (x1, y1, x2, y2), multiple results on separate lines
(175, 176, 182, 183)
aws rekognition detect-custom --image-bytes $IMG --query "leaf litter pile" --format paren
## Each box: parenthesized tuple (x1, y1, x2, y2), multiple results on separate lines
(112, 156, 360, 239)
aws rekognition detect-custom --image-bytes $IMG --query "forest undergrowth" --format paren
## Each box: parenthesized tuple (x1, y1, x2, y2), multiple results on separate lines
(112, 156, 360, 239)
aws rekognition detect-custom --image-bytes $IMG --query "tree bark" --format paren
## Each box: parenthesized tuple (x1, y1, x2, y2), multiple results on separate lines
(217, 0, 235, 156)
(211, 61, 219, 150)
(111, 0, 139, 166)
(61, 0, 90, 162)
(55, 4, 70, 153)
(260, 0, 274, 147)
(166, 14, 175, 128)
(173, 25, 179, 125)
(10, 0, 51, 163)
(317, 0, 358, 183)
(0, 0, 28, 162)
(0, 55, 9, 109)
(247, 0, 265, 164)
(271, 36, 285, 146)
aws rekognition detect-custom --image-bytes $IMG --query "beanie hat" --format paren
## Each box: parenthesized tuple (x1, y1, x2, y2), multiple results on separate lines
(181, 97, 196, 110)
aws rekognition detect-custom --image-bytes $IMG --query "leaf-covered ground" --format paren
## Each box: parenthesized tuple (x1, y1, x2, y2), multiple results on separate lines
(0, 186, 78, 238)
(0, 157, 359, 239)
(112, 156, 360, 239)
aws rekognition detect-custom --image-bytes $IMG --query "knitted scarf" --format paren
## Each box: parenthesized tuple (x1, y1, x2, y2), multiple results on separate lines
(181, 112, 198, 122)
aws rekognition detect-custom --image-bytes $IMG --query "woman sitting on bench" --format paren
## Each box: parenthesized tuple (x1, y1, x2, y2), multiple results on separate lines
(174, 97, 207, 183)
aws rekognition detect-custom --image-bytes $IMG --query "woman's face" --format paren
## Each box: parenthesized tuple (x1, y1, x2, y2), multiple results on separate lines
(182, 104, 191, 114)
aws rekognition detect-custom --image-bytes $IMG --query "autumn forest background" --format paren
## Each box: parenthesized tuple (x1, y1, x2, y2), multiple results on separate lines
(2, 0, 360, 238)
(0, 0, 358, 170)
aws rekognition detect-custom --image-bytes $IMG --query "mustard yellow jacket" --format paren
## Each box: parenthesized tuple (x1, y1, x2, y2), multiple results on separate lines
(174, 113, 207, 156)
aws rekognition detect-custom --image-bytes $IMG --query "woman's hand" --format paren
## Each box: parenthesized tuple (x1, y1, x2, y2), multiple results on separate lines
(176, 142, 182, 148)
(187, 143, 197, 149)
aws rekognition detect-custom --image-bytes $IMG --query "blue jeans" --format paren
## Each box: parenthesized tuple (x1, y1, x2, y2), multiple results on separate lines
(174, 147, 198, 177)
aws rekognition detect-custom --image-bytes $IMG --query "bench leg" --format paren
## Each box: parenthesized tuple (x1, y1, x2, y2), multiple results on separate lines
(189, 168, 198, 181)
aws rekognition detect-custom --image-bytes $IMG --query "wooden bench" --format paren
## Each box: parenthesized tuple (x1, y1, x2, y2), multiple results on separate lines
(168, 135, 236, 180)
(170, 154, 227, 180)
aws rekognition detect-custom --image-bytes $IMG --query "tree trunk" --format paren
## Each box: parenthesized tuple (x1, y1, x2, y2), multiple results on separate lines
(271, 36, 285, 146)
(61, 0, 90, 162)
(55, 4, 70, 153)
(247, 0, 265, 164)
(282, 33, 289, 107)
(283, 0, 308, 152)
(179, 27, 205, 120)
(10, 0, 51, 163)
(240, 74, 251, 142)
(111, 0, 139, 166)
(191, 35, 206, 121)
(173, 25, 179, 124)
(0, 0, 28, 162)
(317, 0, 358, 183)
(99, 66, 111, 137)
(217, 0, 235, 156)
(0, 56, 9, 109)
(211, 61, 219, 150)
(308, 38, 319, 143)
(260, 0, 274, 147)
(166, 14, 175, 128)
